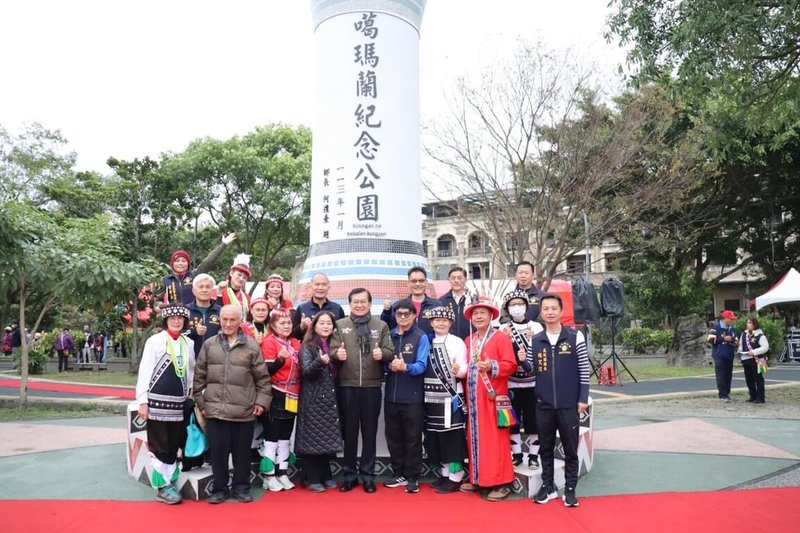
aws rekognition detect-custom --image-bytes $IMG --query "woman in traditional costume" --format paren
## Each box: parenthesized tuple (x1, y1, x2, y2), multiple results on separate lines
(258, 308, 301, 491)
(135, 303, 195, 505)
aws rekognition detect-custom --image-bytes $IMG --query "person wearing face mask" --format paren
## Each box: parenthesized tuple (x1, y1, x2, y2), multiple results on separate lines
(499, 290, 544, 469)
(162, 233, 237, 305)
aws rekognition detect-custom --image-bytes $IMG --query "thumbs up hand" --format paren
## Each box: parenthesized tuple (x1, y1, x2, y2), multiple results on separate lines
(337, 344, 347, 361)
(372, 341, 382, 361)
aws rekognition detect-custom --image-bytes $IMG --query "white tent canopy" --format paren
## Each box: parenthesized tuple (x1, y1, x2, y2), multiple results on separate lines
(755, 267, 800, 311)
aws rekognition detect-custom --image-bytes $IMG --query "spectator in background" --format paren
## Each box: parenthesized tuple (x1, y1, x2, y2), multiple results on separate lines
(708, 310, 739, 403)
(93, 332, 105, 363)
(739, 317, 769, 404)
(80, 325, 93, 364)
(3, 326, 12, 356)
(54, 326, 74, 372)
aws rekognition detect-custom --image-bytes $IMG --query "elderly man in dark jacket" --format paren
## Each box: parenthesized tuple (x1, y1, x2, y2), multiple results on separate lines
(194, 304, 271, 504)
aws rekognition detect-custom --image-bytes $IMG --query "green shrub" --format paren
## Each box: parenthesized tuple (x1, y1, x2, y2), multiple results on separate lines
(621, 327, 674, 354)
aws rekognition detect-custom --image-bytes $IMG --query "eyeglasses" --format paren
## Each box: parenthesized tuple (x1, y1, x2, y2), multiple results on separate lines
(408, 279, 426, 284)
(395, 311, 415, 318)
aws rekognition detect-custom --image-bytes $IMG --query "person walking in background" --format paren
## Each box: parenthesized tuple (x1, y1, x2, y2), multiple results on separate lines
(193, 304, 271, 504)
(295, 311, 343, 492)
(708, 310, 739, 403)
(54, 326, 74, 372)
(739, 317, 769, 404)
(3, 326, 12, 356)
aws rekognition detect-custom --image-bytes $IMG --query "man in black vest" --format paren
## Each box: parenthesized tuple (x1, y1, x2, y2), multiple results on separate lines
(530, 293, 590, 508)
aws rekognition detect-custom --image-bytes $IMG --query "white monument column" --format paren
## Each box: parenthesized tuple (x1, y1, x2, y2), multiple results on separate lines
(298, 0, 428, 310)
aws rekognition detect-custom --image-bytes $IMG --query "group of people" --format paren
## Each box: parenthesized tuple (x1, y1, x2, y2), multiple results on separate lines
(708, 310, 770, 404)
(135, 251, 590, 508)
(50, 326, 107, 371)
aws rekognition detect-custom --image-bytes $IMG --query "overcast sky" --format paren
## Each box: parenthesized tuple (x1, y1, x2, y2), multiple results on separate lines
(0, 0, 626, 174)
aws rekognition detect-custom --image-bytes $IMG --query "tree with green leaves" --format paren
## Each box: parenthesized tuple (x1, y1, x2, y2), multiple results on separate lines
(160, 124, 312, 287)
(607, 0, 800, 141)
(0, 202, 161, 406)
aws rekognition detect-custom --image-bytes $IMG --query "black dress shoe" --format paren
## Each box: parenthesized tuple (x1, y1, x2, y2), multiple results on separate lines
(339, 479, 359, 492)
(363, 481, 377, 493)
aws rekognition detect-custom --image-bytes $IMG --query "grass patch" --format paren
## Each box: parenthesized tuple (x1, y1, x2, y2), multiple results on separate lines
(0, 400, 123, 422)
(31, 371, 137, 387)
(592, 363, 714, 383)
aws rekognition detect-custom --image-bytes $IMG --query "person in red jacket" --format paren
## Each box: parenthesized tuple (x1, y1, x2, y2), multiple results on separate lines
(258, 308, 301, 492)
(459, 296, 517, 501)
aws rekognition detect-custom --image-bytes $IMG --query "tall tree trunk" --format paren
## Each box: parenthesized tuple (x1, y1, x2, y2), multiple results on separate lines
(18, 278, 28, 408)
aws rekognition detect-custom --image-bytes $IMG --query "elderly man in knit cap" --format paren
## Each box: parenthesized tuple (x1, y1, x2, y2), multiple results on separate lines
(162, 233, 236, 305)
(135, 303, 196, 505)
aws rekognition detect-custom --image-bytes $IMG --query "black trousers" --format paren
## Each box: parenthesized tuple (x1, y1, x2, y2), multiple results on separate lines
(536, 406, 580, 491)
(206, 418, 253, 493)
(146, 419, 182, 465)
(339, 386, 382, 481)
(58, 351, 70, 372)
(384, 401, 424, 479)
(713, 356, 734, 398)
(302, 454, 335, 485)
(510, 386, 537, 436)
(741, 358, 765, 402)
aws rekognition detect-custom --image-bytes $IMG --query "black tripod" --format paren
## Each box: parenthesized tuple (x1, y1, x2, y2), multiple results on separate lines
(597, 317, 637, 384)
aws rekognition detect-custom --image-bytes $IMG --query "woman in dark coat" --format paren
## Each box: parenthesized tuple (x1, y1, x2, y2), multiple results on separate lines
(295, 311, 342, 492)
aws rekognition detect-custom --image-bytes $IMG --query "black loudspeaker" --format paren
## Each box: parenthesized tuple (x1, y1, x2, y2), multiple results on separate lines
(601, 277, 625, 318)
(572, 276, 601, 324)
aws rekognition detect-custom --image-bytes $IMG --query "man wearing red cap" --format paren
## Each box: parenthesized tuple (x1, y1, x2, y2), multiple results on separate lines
(162, 233, 236, 305)
(459, 296, 517, 501)
(707, 310, 739, 403)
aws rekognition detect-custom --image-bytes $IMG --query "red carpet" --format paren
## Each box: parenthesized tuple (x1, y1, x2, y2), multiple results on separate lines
(1, 487, 797, 532)
(0, 378, 134, 400)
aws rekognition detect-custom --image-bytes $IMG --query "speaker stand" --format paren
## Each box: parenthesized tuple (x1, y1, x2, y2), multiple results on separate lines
(596, 317, 637, 384)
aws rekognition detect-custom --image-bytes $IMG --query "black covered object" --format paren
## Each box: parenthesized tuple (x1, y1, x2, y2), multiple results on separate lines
(601, 277, 625, 318)
(572, 276, 601, 324)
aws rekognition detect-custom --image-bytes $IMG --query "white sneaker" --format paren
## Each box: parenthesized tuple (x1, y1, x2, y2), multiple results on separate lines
(263, 475, 284, 492)
(277, 474, 295, 490)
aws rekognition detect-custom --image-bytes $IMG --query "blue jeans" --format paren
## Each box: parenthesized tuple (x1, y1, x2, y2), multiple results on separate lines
(713, 356, 734, 398)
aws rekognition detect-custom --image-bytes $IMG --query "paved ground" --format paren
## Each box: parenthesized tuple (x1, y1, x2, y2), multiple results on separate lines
(0, 367, 798, 501)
